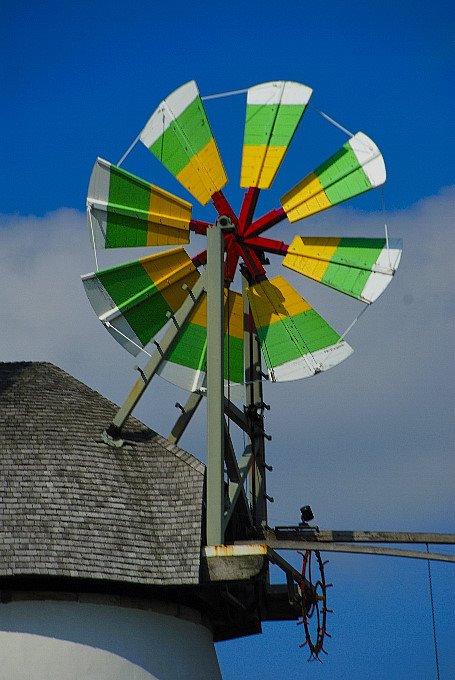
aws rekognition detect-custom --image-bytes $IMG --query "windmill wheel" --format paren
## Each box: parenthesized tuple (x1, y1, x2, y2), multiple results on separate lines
(300, 549, 331, 660)
(82, 80, 402, 398)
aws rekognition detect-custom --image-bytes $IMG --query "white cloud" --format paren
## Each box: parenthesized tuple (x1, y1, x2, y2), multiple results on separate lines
(1, 188, 454, 531)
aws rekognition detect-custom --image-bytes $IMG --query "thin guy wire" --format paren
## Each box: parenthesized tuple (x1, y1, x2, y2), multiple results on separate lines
(381, 188, 392, 269)
(117, 134, 140, 167)
(200, 88, 354, 141)
(318, 305, 370, 372)
(87, 207, 99, 272)
(337, 304, 369, 343)
(105, 322, 153, 357)
(308, 106, 354, 137)
(201, 88, 248, 100)
(426, 543, 441, 680)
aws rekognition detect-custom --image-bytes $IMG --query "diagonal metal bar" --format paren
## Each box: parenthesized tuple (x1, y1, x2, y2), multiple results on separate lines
(223, 424, 253, 530)
(267, 548, 302, 584)
(260, 539, 455, 563)
(238, 187, 260, 236)
(224, 397, 268, 438)
(224, 445, 254, 529)
(223, 421, 240, 483)
(244, 235, 289, 256)
(211, 191, 238, 225)
(243, 206, 286, 239)
(103, 274, 206, 443)
(270, 529, 455, 544)
(167, 391, 204, 445)
(224, 397, 250, 433)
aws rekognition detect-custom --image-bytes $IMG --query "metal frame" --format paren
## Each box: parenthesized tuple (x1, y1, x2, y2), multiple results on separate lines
(237, 529, 455, 566)
(102, 274, 206, 446)
(204, 218, 271, 544)
(102, 215, 268, 548)
(205, 218, 228, 545)
(243, 270, 269, 528)
(99, 213, 454, 568)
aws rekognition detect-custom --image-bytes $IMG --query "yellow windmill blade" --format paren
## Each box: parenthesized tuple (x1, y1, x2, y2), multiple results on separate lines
(247, 276, 353, 381)
(87, 158, 192, 248)
(140, 80, 227, 206)
(283, 236, 403, 304)
(158, 288, 244, 399)
(240, 80, 313, 189)
(82, 248, 199, 355)
(281, 132, 386, 222)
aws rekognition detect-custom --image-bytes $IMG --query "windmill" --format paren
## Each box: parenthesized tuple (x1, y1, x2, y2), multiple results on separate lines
(81, 80, 453, 665)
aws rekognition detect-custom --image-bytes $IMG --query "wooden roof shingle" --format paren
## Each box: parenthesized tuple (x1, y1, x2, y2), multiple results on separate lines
(0, 362, 205, 587)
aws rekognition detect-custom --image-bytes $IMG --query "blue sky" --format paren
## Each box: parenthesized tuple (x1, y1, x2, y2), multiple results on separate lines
(1, 1, 454, 678)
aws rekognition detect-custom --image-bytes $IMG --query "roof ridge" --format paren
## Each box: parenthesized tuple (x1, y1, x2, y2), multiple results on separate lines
(154, 433, 205, 476)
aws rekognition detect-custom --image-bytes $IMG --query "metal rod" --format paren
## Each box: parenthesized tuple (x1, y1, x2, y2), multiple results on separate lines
(267, 548, 302, 584)
(243, 270, 268, 529)
(262, 540, 455, 563)
(167, 391, 203, 445)
(201, 88, 248, 101)
(206, 219, 226, 546)
(269, 530, 455, 544)
(104, 275, 205, 439)
(117, 134, 140, 166)
(225, 448, 254, 529)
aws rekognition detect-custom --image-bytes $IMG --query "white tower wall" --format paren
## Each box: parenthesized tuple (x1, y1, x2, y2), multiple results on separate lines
(0, 599, 222, 680)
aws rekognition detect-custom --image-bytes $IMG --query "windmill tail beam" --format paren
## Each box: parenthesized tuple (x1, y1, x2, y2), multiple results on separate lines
(233, 529, 455, 563)
(263, 540, 455, 563)
(268, 529, 455, 544)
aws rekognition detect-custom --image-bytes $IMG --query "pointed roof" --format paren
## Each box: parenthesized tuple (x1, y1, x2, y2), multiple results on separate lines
(0, 362, 204, 586)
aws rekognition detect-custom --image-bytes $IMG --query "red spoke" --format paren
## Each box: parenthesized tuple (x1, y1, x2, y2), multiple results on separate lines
(238, 187, 260, 236)
(225, 250, 240, 283)
(194, 192, 280, 282)
(244, 235, 289, 256)
(192, 250, 207, 267)
(224, 233, 246, 282)
(211, 190, 238, 225)
(189, 219, 211, 235)
(244, 206, 286, 239)
(239, 245, 266, 280)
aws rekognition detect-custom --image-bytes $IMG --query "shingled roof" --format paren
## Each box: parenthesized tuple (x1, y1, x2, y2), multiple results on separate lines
(0, 362, 205, 587)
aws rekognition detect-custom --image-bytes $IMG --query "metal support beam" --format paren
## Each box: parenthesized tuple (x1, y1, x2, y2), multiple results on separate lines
(224, 397, 250, 433)
(267, 548, 302, 584)
(224, 428, 253, 530)
(263, 540, 455, 563)
(167, 392, 203, 445)
(235, 529, 455, 563)
(103, 275, 206, 444)
(269, 529, 455, 544)
(223, 422, 240, 483)
(243, 271, 268, 529)
(206, 218, 231, 546)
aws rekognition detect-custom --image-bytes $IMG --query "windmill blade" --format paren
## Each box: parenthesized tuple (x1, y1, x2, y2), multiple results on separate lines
(140, 80, 227, 206)
(82, 248, 199, 355)
(281, 132, 386, 222)
(283, 236, 403, 303)
(246, 276, 353, 381)
(240, 81, 313, 189)
(158, 289, 244, 399)
(87, 157, 192, 248)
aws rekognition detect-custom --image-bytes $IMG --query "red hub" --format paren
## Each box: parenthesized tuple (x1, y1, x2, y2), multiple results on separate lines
(190, 188, 289, 284)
